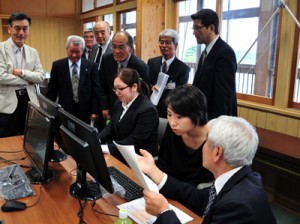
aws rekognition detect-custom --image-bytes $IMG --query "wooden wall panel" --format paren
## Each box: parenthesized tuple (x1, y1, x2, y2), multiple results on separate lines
(275, 115, 287, 134)
(286, 117, 299, 137)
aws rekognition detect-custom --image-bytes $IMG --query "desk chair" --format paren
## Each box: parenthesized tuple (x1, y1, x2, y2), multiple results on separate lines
(158, 117, 168, 146)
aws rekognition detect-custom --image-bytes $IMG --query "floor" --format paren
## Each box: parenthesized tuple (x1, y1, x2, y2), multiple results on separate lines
(272, 203, 300, 224)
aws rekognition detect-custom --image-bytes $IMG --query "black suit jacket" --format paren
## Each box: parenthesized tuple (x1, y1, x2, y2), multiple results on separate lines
(193, 37, 237, 120)
(99, 53, 150, 111)
(99, 94, 158, 163)
(147, 56, 190, 117)
(46, 58, 101, 123)
(155, 166, 276, 224)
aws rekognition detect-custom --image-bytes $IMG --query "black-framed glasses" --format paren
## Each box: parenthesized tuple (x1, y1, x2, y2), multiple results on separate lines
(192, 25, 205, 30)
(112, 86, 129, 93)
(112, 44, 127, 50)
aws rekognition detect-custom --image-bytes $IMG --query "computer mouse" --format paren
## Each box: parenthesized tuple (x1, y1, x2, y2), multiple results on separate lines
(1, 200, 27, 212)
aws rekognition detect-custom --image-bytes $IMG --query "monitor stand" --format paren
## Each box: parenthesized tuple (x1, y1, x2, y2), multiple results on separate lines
(26, 168, 54, 185)
(49, 137, 67, 162)
(70, 165, 102, 201)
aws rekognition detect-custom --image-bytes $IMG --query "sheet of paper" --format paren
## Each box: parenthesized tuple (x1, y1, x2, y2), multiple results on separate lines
(113, 141, 158, 192)
(150, 72, 169, 106)
(117, 198, 194, 224)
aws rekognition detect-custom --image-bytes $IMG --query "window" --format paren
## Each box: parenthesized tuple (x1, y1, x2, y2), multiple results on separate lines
(82, 0, 94, 13)
(120, 10, 136, 38)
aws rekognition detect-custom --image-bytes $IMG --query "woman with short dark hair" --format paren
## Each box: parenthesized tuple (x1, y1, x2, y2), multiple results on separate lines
(157, 85, 213, 187)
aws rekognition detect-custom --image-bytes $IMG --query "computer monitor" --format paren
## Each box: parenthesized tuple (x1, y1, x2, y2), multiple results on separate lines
(23, 101, 55, 184)
(58, 108, 114, 201)
(37, 93, 67, 162)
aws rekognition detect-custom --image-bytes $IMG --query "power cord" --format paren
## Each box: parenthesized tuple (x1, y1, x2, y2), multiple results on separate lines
(91, 200, 119, 217)
(77, 198, 88, 224)
(27, 185, 44, 208)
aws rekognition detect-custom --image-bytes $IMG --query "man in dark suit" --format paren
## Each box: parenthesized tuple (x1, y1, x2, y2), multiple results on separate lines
(99, 31, 150, 121)
(46, 35, 101, 125)
(82, 28, 95, 60)
(92, 21, 112, 70)
(147, 29, 190, 118)
(138, 116, 276, 224)
(192, 9, 237, 120)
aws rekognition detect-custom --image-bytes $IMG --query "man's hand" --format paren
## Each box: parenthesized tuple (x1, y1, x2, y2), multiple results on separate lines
(102, 110, 110, 120)
(90, 114, 98, 120)
(144, 189, 169, 216)
(13, 69, 22, 77)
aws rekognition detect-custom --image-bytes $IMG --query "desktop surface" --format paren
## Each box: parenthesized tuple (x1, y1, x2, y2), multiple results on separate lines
(0, 136, 202, 224)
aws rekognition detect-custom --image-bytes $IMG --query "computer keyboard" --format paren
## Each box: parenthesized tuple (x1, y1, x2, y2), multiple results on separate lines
(108, 166, 144, 201)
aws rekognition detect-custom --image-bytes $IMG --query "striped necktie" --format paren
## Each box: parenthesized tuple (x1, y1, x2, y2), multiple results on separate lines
(72, 63, 79, 103)
(202, 184, 216, 219)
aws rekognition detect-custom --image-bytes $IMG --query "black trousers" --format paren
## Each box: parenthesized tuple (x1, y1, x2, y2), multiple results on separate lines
(0, 89, 30, 138)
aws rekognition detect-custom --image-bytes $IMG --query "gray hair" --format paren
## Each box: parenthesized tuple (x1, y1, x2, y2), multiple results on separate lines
(83, 28, 94, 35)
(66, 35, 85, 50)
(208, 116, 259, 167)
(159, 29, 179, 45)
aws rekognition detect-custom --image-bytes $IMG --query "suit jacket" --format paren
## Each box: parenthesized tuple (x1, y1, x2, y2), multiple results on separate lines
(193, 37, 237, 120)
(82, 47, 92, 60)
(155, 166, 276, 224)
(91, 41, 112, 63)
(99, 93, 158, 161)
(46, 58, 101, 123)
(99, 52, 150, 111)
(0, 38, 44, 114)
(147, 56, 190, 117)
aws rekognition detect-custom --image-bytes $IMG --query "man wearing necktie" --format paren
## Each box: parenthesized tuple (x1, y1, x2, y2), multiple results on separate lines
(82, 28, 96, 60)
(0, 12, 44, 137)
(147, 29, 190, 118)
(137, 116, 276, 224)
(191, 9, 237, 120)
(91, 21, 112, 70)
(46, 35, 102, 126)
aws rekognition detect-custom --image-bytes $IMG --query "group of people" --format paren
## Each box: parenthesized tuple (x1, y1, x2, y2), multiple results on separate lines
(0, 9, 276, 223)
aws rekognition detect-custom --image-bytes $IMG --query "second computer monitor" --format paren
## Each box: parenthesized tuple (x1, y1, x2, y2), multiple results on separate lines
(58, 108, 114, 200)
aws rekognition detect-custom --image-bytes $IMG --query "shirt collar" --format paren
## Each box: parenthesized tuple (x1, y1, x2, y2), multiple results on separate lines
(10, 38, 24, 52)
(119, 53, 131, 68)
(162, 56, 175, 67)
(214, 166, 243, 194)
(121, 93, 139, 110)
(68, 58, 81, 69)
(205, 35, 219, 55)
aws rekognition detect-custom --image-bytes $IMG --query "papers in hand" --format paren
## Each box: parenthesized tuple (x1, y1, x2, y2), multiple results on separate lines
(117, 198, 194, 224)
(113, 141, 158, 192)
(150, 72, 169, 106)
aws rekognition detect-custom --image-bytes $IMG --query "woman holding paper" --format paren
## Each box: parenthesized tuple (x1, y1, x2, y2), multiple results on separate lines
(156, 85, 214, 188)
(98, 68, 159, 164)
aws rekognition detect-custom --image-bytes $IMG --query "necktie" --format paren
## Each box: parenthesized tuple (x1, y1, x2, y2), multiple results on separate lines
(118, 63, 124, 73)
(162, 61, 167, 73)
(95, 46, 102, 64)
(15, 48, 23, 68)
(88, 49, 92, 60)
(72, 63, 79, 103)
(202, 184, 216, 219)
(201, 49, 207, 65)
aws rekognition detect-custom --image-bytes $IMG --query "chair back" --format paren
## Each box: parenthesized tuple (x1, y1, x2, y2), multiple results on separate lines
(158, 117, 168, 146)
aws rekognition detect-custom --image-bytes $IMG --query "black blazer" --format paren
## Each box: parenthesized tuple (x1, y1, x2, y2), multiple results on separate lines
(98, 94, 158, 162)
(155, 166, 276, 224)
(99, 52, 150, 111)
(147, 56, 190, 117)
(193, 37, 237, 120)
(46, 58, 101, 123)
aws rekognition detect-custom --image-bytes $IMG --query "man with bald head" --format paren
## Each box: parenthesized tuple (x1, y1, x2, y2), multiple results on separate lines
(99, 31, 150, 120)
(92, 21, 112, 69)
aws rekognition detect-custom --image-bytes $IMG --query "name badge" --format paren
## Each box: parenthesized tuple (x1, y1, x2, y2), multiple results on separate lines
(166, 82, 176, 89)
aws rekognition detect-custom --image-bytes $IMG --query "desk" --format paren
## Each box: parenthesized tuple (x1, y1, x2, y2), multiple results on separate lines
(0, 136, 202, 224)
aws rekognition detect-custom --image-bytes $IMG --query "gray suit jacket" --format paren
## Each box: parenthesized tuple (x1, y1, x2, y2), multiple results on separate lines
(91, 41, 112, 63)
(0, 38, 44, 114)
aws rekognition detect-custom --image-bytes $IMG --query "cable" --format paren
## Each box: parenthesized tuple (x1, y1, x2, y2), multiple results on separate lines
(77, 198, 88, 224)
(0, 150, 24, 153)
(91, 201, 119, 217)
(27, 185, 44, 208)
(0, 156, 33, 169)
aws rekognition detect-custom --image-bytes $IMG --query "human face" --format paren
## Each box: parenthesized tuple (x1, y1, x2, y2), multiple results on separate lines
(94, 22, 111, 45)
(192, 19, 209, 45)
(112, 33, 132, 62)
(167, 107, 194, 136)
(113, 77, 137, 104)
(67, 42, 83, 64)
(8, 19, 30, 48)
(159, 36, 177, 60)
(83, 31, 96, 49)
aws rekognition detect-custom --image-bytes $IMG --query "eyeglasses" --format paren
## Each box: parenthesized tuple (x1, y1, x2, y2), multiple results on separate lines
(158, 40, 173, 45)
(94, 30, 107, 36)
(112, 86, 129, 93)
(192, 25, 205, 30)
(112, 44, 128, 51)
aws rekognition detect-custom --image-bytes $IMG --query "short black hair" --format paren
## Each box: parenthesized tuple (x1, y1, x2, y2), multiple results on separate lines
(164, 85, 208, 126)
(8, 12, 31, 27)
(191, 9, 219, 34)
